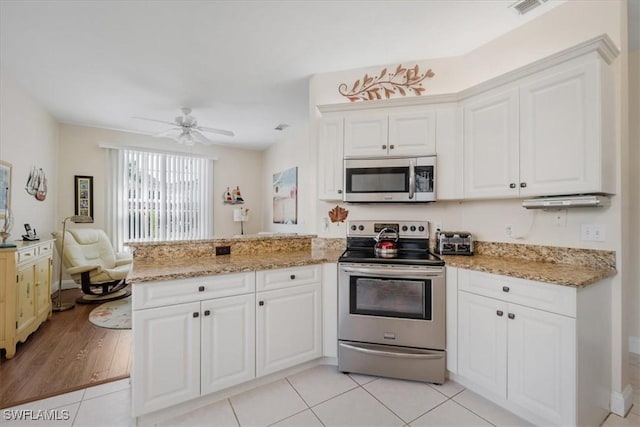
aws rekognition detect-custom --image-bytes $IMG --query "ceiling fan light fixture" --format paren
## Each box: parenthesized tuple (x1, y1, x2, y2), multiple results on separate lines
(177, 131, 194, 145)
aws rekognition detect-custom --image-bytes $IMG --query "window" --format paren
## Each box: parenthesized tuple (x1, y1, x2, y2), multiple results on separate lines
(108, 148, 213, 250)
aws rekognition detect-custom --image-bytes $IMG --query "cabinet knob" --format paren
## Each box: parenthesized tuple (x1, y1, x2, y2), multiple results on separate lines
(509, 183, 516, 189)
(502, 286, 510, 293)
(496, 310, 504, 317)
(520, 182, 527, 188)
(198, 286, 205, 292)
(337, 189, 343, 194)
(290, 274, 296, 280)
(382, 145, 387, 150)
(389, 144, 395, 150)
(259, 301, 265, 306)
(204, 310, 211, 316)
(508, 313, 515, 319)
(193, 312, 200, 318)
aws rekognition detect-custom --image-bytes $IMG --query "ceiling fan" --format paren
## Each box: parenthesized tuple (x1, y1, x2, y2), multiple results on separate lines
(134, 107, 235, 145)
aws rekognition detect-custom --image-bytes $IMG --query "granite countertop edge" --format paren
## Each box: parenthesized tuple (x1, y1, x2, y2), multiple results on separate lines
(442, 254, 617, 288)
(129, 249, 616, 288)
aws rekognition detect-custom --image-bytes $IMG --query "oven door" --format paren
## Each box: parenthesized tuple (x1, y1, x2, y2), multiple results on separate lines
(343, 157, 435, 202)
(338, 263, 445, 349)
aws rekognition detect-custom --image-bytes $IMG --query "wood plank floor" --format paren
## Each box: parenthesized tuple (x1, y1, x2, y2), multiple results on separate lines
(0, 288, 132, 409)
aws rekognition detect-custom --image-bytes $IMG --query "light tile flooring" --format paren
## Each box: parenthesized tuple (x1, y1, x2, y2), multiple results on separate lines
(2, 356, 639, 427)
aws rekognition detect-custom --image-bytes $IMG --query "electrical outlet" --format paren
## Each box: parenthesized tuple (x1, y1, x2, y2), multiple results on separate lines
(215, 245, 231, 255)
(581, 224, 606, 242)
(505, 225, 513, 237)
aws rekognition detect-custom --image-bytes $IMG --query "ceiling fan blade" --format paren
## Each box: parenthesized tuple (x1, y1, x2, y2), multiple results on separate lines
(132, 116, 178, 127)
(153, 128, 182, 138)
(190, 129, 214, 144)
(196, 125, 235, 137)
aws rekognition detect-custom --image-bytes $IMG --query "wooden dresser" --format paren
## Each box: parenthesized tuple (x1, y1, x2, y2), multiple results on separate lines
(0, 239, 54, 359)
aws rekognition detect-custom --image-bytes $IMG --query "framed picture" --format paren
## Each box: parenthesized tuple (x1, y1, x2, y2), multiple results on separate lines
(0, 161, 11, 220)
(273, 167, 297, 224)
(74, 175, 94, 221)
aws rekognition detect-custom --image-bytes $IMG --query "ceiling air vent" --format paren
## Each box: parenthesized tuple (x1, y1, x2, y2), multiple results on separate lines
(510, 0, 547, 15)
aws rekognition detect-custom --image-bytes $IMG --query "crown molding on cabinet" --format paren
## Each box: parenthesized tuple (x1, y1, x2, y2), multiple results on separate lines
(317, 34, 620, 114)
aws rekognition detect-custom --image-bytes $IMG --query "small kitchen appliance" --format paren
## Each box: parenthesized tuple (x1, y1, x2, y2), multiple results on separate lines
(435, 231, 474, 255)
(338, 220, 446, 384)
(343, 156, 436, 203)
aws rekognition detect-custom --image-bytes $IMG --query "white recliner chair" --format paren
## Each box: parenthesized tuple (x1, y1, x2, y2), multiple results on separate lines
(52, 228, 131, 304)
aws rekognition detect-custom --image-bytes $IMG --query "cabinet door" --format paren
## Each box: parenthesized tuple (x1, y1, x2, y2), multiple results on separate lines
(458, 291, 507, 399)
(16, 266, 36, 336)
(318, 117, 344, 200)
(132, 302, 201, 416)
(344, 113, 388, 157)
(256, 283, 322, 377)
(463, 88, 519, 199)
(201, 294, 255, 395)
(519, 63, 600, 196)
(34, 258, 51, 318)
(507, 303, 576, 426)
(388, 110, 436, 156)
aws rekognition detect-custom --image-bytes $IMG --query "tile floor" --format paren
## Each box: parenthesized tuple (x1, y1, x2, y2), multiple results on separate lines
(2, 357, 638, 427)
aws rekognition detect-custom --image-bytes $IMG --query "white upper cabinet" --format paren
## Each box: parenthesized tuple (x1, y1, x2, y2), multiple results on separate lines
(519, 61, 610, 196)
(344, 109, 436, 158)
(464, 88, 519, 199)
(388, 110, 436, 156)
(463, 55, 615, 199)
(344, 112, 388, 157)
(317, 116, 344, 201)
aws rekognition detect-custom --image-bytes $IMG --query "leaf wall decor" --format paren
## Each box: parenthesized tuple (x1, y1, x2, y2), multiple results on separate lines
(328, 205, 348, 223)
(338, 64, 435, 102)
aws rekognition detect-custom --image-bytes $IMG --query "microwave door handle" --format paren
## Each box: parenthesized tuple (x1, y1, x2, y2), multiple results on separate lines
(408, 159, 416, 199)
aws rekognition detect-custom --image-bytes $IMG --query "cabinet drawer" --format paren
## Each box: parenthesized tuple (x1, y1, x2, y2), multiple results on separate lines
(458, 269, 576, 317)
(16, 247, 37, 265)
(37, 241, 53, 257)
(256, 265, 322, 292)
(133, 272, 255, 310)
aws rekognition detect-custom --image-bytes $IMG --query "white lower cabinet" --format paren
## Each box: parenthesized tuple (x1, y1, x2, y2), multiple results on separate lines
(256, 282, 322, 377)
(133, 265, 325, 417)
(456, 269, 609, 427)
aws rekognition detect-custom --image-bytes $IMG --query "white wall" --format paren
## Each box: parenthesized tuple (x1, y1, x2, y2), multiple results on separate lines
(57, 124, 264, 238)
(261, 123, 315, 234)
(0, 70, 58, 239)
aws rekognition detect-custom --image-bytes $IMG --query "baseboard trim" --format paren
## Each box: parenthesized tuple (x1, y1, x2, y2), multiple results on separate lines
(629, 336, 640, 354)
(610, 384, 634, 417)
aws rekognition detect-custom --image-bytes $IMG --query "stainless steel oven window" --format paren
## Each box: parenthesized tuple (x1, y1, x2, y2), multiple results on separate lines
(349, 276, 432, 320)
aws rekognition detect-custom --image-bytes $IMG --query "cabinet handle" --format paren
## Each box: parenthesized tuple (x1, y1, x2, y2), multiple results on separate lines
(290, 274, 296, 280)
(502, 286, 510, 293)
(520, 182, 527, 188)
(389, 144, 395, 149)
(496, 310, 504, 317)
(508, 313, 515, 319)
(198, 286, 205, 292)
(193, 312, 200, 318)
(204, 310, 211, 316)
(259, 301, 265, 306)
(382, 145, 387, 150)
(509, 183, 516, 189)
(337, 189, 343, 194)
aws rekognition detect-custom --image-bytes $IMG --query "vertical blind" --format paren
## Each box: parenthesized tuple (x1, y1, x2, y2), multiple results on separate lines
(107, 148, 213, 251)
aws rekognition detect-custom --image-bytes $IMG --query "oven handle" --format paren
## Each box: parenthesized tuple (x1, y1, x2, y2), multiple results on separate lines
(341, 266, 443, 278)
(340, 342, 444, 360)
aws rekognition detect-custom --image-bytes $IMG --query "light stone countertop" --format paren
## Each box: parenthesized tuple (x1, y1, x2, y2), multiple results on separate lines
(129, 248, 344, 283)
(442, 254, 616, 288)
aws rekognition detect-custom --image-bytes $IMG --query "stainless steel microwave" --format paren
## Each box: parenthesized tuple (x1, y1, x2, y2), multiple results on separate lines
(343, 156, 436, 203)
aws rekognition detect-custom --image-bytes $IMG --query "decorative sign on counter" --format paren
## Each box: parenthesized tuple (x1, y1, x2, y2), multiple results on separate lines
(338, 64, 435, 102)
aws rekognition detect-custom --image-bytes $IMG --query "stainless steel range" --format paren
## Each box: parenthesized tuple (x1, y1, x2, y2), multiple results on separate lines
(338, 220, 446, 384)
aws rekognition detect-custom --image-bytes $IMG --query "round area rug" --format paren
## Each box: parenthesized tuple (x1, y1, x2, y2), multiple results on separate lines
(89, 297, 132, 329)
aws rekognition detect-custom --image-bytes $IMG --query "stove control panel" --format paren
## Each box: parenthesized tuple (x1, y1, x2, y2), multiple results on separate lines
(347, 220, 430, 239)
